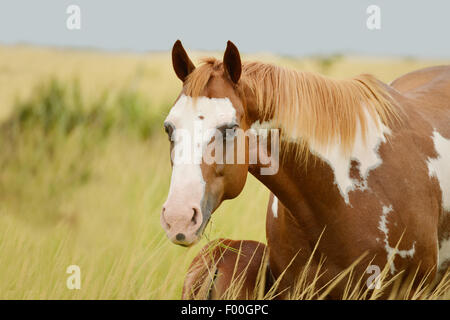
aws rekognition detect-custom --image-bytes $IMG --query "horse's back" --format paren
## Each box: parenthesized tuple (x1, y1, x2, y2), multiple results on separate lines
(390, 65, 450, 99)
(390, 65, 450, 137)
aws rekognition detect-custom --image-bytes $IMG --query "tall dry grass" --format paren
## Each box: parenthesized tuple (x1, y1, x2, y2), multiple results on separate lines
(189, 237, 450, 300)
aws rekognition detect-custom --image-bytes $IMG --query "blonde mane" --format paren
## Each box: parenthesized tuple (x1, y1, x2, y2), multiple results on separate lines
(185, 58, 400, 159)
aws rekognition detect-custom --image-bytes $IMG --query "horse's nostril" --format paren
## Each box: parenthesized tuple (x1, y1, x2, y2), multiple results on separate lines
(191, 208, 199, 225)
(176, 233, 185, 242)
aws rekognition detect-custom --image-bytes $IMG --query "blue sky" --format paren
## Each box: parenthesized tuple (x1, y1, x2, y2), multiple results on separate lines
(0, 0, 449, 58)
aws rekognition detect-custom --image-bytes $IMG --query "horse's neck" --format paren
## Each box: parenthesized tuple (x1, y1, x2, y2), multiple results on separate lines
(249, 143, 340, 218)
(244, 107, 339, 217)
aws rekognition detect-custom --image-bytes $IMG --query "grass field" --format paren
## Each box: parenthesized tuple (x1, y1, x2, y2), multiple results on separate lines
(0, 45, 448, 299)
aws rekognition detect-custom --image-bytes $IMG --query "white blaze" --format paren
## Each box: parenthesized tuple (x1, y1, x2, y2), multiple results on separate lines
(165, 95, 237, 204)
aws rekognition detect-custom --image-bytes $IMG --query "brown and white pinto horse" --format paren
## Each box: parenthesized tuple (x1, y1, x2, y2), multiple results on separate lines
(162, 40, 450, 298)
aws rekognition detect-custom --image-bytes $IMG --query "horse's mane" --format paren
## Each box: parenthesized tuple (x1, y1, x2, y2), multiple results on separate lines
(185, 58, 400, 159)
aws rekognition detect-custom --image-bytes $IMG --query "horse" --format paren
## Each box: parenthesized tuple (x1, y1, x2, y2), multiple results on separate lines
(162, 40, 450, 298)
(182, 239, 270, 299)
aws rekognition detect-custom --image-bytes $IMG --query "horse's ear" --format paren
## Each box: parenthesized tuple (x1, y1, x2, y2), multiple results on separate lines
(223, 41, 242, 84)
(172, 40, 195, 82)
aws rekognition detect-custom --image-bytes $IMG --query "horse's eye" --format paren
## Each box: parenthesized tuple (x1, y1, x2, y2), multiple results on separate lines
(219, 124, 239, 140)
(164, 122, 174, 140)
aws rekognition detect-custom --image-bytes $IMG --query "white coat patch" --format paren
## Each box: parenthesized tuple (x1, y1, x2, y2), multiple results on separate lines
(427, 130, 450, 212)
(378, 205, 416, 275)
(438, 237, 450, 272)
(309, 110, 391, 205)
(271, 195, 278, 218)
